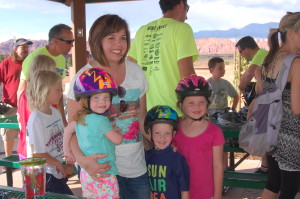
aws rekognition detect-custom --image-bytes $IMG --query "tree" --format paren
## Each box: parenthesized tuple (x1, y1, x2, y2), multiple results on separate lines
(0, 54, 5, 63)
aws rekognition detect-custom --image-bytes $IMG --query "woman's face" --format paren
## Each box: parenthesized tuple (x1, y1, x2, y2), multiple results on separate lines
(102, 29, 128, 64)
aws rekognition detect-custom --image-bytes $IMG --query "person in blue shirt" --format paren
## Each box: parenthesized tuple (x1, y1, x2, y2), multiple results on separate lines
(144, 105, 190, 199)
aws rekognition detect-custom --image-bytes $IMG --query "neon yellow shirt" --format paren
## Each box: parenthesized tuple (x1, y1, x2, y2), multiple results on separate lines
(250, 48, 268, 67)
(21, 46, 66, 80)
(128, 17, 198, 114)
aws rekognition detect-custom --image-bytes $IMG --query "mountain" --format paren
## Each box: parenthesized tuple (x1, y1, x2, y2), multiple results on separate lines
(0, 23, 274, 56)
(194, 22, 278, 39)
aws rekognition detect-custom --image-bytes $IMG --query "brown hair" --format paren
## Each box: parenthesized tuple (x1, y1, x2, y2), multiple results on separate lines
(89, 14, 130, 67)
(208, 57, 224, 69)
(73, 97, 91, 126)
(263, 12, 300, 73)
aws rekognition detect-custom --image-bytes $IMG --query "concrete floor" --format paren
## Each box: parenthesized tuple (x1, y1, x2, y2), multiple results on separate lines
(1, 137, 300, 199)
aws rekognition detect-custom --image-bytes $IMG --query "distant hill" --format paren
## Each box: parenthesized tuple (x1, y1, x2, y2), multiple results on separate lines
(0, 22, 274, 56)
(194, 22, 278, 39)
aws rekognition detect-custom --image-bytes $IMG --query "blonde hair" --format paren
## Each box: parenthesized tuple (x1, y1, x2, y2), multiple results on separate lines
(28, 55, 56, 82)
(264, 12, 300, 72)
(26, 70, 62, 111)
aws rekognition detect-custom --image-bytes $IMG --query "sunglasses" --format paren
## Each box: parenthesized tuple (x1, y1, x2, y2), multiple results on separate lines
(56, 38, 75, 45)
(118, 86, 126, 98)
(120, 100, 128, 113)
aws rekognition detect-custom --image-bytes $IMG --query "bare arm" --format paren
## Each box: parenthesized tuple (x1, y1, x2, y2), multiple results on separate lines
(213, 145, 224, 199)
(181, 191, 190, 199)
(105, 129, 123, 145)
(231, 94, 239, 110)
(67, 99, 81, 123)
(17, 79, 27, 102)
(178, 57, 196, 79)
(58, 96, 67, 127)
(290, 58, 300, 115)
(63, 121, 76, 164)
(33, 153, 66, 178)
(139, 94, 150, 141)
(255, 67, 263, 94)
(239, 64, 258, 92)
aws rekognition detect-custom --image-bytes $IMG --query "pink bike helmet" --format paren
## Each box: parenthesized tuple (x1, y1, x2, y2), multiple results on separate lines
(74, 68, 118, 101)
(175, 75, 212, 99)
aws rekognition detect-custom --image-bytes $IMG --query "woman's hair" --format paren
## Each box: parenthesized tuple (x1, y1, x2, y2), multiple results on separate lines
(89, 14, 130, 67)
(28, 55, 56, 82)
(263, 12, 300, 72)
(73, 97, 91, 126)
(26, 70, 62, 111)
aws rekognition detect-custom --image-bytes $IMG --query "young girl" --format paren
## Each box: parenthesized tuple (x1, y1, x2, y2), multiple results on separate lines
(17, 55, 56, 160)
(63, 68, 122, 198)
(66, 14, 149, 199)
(144, 105, 190, 199)
(26, 70, 73, 195)
(172, 75, 224, 199)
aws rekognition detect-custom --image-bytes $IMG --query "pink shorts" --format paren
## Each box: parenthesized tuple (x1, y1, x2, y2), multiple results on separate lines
(80, 168, 120, 199)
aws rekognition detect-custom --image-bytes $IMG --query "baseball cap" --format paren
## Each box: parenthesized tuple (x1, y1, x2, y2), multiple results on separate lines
(13, 38, 33, 48)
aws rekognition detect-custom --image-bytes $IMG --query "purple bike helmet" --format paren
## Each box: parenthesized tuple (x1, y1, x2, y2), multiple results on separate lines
(74, 68, 117, 101)
(175, 75, 212, 99)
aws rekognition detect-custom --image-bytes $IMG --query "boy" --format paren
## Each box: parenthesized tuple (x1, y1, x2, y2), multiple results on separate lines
(144, 105, 190, 199)
(207, 57, 239, 171)
(207, 57, 239, 115)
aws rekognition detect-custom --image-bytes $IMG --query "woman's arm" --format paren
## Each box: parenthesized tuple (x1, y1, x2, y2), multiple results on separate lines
(255, 67, 263, 94)
(139, 94, 151, 141)
(63, 121, 76, 164)
(290, 58, 300, 115)
(212, 145, 224, 199)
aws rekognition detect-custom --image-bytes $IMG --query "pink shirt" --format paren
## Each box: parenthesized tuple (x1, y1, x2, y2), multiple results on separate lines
(173, 121, 225, 199)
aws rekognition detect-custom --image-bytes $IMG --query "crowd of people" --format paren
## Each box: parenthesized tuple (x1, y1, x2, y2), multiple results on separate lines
(0, 0, 300, 198)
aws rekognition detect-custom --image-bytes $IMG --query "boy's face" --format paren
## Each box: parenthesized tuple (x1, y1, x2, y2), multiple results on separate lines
(152, 123, 175, 150)
(90, 92, 111, 114)
(211, 62, 225, 78)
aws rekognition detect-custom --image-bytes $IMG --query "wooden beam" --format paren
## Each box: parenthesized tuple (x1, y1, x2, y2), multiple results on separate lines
(70, 0, 87, 79)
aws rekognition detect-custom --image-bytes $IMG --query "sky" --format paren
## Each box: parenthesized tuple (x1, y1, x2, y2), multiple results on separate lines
(0, 0, 299, 43)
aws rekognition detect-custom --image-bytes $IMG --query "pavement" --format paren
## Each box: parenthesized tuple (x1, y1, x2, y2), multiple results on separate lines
(1, 138, 300, 198)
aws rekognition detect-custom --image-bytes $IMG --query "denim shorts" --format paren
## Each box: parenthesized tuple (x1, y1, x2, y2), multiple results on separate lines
(117, 172, 150, 199)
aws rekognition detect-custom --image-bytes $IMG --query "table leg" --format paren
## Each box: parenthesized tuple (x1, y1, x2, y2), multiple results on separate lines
(6, 167, 13, 187)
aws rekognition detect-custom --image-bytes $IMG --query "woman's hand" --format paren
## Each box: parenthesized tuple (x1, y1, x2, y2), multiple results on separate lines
(78, 153, 111, 182)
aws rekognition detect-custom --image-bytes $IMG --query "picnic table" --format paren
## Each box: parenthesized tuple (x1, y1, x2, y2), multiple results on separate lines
(0, 185, 82, 198)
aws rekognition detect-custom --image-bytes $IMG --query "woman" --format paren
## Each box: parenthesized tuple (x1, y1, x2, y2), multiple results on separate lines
(67, 14, 150, 198)
(258, 12, 300, 199)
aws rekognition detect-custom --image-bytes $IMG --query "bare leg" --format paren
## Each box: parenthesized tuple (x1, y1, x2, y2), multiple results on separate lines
(261, 188, 278, 199)
(4, 139, 14, 156)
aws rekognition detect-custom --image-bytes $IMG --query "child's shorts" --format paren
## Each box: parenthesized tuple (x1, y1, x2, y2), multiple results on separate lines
(80, 168, 119, 199)
(46, 173, 73, 195)
(1, 106, 19, 141)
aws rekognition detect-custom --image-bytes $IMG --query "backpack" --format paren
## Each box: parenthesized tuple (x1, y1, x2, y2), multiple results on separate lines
(238, 54, 300, 157)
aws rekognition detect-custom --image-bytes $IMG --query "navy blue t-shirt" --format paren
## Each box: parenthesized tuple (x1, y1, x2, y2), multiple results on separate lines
(145, 146, 190, 199)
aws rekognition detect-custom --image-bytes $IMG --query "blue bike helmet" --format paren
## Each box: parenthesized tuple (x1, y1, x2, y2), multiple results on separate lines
(144, 105, 179, 132)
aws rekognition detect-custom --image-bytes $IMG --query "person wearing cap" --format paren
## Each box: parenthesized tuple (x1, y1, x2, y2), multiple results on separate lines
(0, 38, 32, 156)
(17, 24, 74, 126)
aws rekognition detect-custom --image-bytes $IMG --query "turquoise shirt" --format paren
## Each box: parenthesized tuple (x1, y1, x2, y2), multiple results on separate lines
(76, 113, 118, 175)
